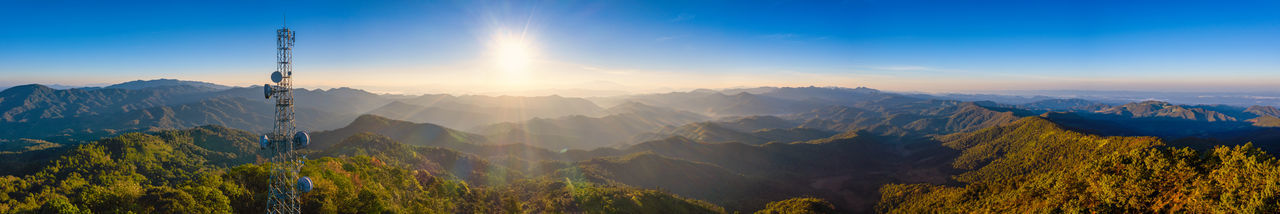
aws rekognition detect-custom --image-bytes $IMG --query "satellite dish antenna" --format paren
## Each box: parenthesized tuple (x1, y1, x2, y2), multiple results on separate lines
(271, 71, 284, 83)
(260, 135, 270, 150)
(293, 131, 310, 148)
(263, 84, 274, 99)
(297, 176, 313, 193)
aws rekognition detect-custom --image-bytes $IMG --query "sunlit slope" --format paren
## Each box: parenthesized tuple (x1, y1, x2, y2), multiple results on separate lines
(310, 132, 726, 213)
(793, 101, 1024, 136)
(0, 125, 726, 213)
(0, 127, 262, 212)
(939, 117, 1162, 184)
(1096, 100, 1236, 122)
(880, 116, 1280, 213)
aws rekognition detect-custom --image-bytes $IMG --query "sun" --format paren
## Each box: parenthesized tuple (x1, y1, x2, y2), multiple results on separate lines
(486, 28, 541, 89)
(491, 33, 534, 73)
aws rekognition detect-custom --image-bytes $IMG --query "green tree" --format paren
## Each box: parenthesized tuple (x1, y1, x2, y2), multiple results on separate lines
(755, 197, 836, 214)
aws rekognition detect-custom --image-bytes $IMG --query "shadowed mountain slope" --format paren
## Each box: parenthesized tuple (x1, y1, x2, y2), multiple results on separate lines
(713, 115, 798, 132)
(364, 101, 496, 130)
(560, 131, 952, 213)
(1019, 98, 1110, 111)
(565, 152, 777, 211)
(473, 102, 709, 150)
(643, 121, 837, 145)
(320, 132, 522, 186)
(307, 114, 486, 150)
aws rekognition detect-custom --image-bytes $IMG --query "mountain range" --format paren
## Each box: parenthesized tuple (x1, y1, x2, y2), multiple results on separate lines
(5, 79, 1280, 213)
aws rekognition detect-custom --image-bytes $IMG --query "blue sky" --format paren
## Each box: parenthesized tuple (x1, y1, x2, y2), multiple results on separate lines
(2, 0, 1279, 95)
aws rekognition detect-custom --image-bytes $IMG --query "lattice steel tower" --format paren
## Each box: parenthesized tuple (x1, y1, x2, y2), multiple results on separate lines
(262, 26, 310, 214)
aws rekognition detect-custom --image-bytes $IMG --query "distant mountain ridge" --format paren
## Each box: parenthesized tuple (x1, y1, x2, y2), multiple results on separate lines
(1246, 105, 1280, 118)
(1095, 100, 1236, 122)
(1020, 98, 1110, 111)
(365, 94, 603, 129)
(611, 88, 830, 116)
(1, 84, 183, 122)
(474, 102, 709, 149)
(10, 79, 1280, 153)
(213, 85, 394, 114)
(308, 114, 485, 150)
(790, 101, 1025, 137)
(105, 79, 231, 91)
(0, 95, 352, 140)
(641, 116, 836, 145)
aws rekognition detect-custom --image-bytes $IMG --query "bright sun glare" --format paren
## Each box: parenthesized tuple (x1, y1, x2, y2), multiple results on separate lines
(492, 33, 533, 73)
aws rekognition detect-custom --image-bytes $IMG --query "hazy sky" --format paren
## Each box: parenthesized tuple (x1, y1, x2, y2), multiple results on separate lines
(2, 0, 1279, 95)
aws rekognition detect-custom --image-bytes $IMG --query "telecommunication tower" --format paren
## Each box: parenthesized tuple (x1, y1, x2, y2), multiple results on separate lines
(261, 25, 312, 214)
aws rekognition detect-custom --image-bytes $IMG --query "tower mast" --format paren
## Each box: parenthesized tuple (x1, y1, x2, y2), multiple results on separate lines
(263, 23, 310, 214)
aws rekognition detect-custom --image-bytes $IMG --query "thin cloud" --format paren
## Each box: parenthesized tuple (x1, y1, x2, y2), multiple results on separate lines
(670, 13, 696, 22)
(874, 66, 935, 71)
(868, 65, 966, 73)
(761, 33, 797, 40)
(580, 65, 633, 75)
(759, 33, 829, 44)
(655, 35, 685, 42)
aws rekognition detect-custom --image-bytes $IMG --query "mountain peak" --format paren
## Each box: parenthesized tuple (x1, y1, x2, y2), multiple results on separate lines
(348, 114, 401, 127)
(607, 101, 656, 110)
(1, 84, 53, 94)
(106, 79, 230, 91)
(850, 86, 880, 93)
(778, 86, 881, 94)
(318, 87, 376, 95)
(309, 114, 484, 150)
(325, 132, 408, 153)
(1134, 100, 1172, 106)
(1038, 111, 1084, 119)
(1246, 105, 1280, 117)
(970, 100, 1000, 107)
(1099, 100, 1236, 122)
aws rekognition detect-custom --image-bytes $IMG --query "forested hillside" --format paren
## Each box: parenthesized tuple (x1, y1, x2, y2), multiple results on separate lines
(0, 126, 727, 213)
(879, 117, 1280, 213)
